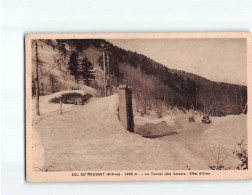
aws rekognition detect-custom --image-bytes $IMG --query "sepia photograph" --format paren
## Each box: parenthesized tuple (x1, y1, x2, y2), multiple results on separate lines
(25, 33, 251, 182)
(3, 0, 252, 194)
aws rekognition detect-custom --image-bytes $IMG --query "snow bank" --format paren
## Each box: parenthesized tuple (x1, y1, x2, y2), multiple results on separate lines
(32, 87, 97, 116)
(32, 90, 248, 171)
(204, 114, 247, 147)
(44, 88, 96, 101)
(33, 93, 194, 171)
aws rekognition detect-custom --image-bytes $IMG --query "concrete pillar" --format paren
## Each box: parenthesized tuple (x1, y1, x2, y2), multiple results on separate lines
(118, 85, 134, 132)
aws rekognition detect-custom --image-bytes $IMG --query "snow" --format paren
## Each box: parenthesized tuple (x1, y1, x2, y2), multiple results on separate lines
(30, 42, 248, 171)
(32, 88, 247, 171)
(32, 94, 193, 171)
(32, 87, 97, 116)
(32, 129, 45, 171)
(203, 114, 247, 148)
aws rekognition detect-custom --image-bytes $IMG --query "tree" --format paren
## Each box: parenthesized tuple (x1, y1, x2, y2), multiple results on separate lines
(80, 57, 95, 86)
(56, 40, 68, 60)
(209, 137, 248, 170)
(68, 52, 81, 84)
(49, 74, 57, 93)
(35, 41, 40, 116)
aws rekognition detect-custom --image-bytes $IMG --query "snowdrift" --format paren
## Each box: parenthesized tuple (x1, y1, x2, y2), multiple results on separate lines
(32, 87, 97, 116)
(135, 121, 178, 138)
(32, 86, 247, 171)
(33, 94, 196, 171)
(204, 114, 247, 148)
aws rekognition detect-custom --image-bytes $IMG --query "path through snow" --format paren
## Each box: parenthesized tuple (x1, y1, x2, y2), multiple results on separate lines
(32, 93, 247, 171)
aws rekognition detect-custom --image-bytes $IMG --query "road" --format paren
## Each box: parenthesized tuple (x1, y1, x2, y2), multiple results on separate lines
(32, 95, 244, 171)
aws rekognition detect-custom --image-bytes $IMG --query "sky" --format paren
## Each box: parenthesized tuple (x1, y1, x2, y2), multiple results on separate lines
(108, 38, 247, 86)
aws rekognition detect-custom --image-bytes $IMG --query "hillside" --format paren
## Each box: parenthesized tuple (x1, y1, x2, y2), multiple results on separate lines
(32, 39, 247, 117)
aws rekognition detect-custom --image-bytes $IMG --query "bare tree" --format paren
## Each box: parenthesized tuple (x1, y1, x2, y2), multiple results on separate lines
(49, 74, 57, 93)
(35, 41, 40, 116)
(227, 137, 248, 170)
(209, 146, 229, 170)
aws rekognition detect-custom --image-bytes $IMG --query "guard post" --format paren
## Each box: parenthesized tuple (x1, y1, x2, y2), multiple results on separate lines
(118, 85, 134, 132)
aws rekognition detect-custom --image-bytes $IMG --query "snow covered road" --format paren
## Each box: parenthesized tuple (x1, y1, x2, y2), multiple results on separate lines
(32, 93, 247, 171)
(32, 95, 180, 171)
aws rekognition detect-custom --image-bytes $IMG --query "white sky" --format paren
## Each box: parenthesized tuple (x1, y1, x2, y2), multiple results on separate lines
(108, 39, 247, 86)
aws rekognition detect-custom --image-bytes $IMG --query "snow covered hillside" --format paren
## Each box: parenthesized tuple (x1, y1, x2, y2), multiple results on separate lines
(32, 40, 105, 97)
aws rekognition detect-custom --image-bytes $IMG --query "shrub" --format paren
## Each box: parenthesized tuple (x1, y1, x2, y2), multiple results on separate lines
(209, 137, 248, 170)
(232, 138, 248, 170)
(50, 93, 92, 105)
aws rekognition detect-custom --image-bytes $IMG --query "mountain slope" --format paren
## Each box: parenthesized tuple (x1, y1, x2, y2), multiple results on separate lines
(32, 39, 247, 116)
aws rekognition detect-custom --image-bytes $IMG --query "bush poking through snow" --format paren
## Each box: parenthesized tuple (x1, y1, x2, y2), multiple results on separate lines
(230, 137, 248, 170)
(135, 121, 178, 138)
(209, 137, 248, 170)
(50, 93, 92, 105)
(209, 147, 230, 170)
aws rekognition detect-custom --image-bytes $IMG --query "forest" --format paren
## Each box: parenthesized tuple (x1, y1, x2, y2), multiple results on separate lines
(32, 39, 247, 117)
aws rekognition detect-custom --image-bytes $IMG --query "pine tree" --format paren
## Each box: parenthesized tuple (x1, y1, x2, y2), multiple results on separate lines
(56, 40, 68, 60)
(68, 52, 81, 84)
(80, 57, 95, 86)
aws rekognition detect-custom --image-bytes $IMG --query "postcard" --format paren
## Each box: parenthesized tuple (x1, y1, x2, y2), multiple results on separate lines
(25, 32, 251, 181)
